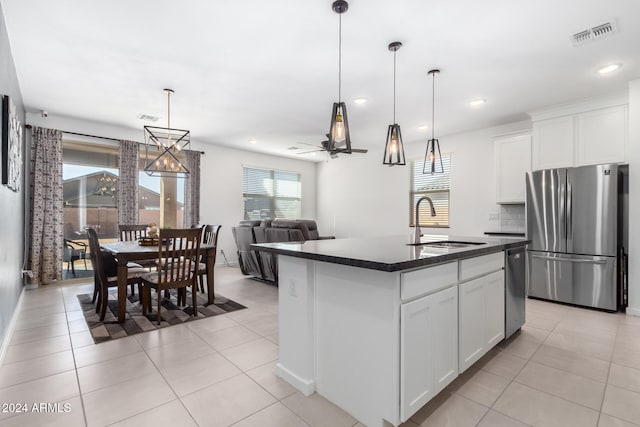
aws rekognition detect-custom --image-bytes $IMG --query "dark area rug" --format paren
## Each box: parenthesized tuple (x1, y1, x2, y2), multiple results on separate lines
(77, 290, 246, 344)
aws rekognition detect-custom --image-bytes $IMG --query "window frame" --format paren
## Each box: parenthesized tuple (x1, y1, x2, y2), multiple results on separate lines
(409, 154, 451, 228)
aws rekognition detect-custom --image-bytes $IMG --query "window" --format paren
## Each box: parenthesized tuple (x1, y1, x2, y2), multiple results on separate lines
(410, 154, 451, 227)
(243, 166, 301, 220)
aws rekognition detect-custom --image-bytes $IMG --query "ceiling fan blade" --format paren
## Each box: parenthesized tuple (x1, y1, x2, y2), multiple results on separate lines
(296, 149, 323, 155)
(351, 148, 368, 153)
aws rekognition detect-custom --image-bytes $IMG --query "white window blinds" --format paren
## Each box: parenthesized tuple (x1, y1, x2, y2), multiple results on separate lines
(410, 155, 451, 227)
(243, 167, 301, 220)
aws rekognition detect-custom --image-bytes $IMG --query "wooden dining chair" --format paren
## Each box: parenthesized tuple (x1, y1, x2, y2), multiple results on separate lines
(118, 224, 148, 241)
(119, 224, 158, 279)
(86, 228, 147, 321)
(140, 228, 203, 325)
(193, 225, 221, 293)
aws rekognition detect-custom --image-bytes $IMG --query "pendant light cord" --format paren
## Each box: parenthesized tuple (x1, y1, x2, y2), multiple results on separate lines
(393, 50, 397, 124)
(338, 13, 342, 103)
(431, 72, 435, 140)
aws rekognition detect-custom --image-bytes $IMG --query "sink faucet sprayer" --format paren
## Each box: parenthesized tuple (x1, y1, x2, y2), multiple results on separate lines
(414, 196, 436, 244)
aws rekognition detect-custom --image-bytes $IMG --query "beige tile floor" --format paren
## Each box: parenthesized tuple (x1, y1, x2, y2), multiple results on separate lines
(1, 266, 640, 427)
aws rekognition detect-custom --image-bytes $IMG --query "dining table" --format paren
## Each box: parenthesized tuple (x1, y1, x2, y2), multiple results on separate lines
(100, 240, 217, 323)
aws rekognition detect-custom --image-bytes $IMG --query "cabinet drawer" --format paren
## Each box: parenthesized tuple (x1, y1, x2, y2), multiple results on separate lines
(459, 252, 504, 282)
(401, 261, 458, 301)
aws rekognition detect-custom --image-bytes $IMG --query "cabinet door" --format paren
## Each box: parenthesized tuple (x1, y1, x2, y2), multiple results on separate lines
(458, 277, 485, 373)
(577, 105, 627, 166)
(400, 286, 458, 422)
(484, 270, 505, 348)
(495, 134, 531, 203)
(430, 286, 458, 394)
(532, 116, 575, 170)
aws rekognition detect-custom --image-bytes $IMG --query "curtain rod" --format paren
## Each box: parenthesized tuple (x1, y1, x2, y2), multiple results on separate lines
(24, 125, 205, 154)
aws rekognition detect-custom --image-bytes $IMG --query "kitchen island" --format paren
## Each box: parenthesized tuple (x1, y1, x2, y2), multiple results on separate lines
(252, 235, 529, 427)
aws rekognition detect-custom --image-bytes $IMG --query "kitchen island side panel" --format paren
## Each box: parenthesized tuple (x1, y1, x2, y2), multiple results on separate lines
(276, 256, 317, 395)
(314, 261, 402, 427)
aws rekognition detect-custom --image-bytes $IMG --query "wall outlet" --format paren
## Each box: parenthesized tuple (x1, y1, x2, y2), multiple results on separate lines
(488, 213, 500, 221)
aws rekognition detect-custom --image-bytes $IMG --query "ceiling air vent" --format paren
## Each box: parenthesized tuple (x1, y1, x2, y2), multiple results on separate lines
(136, 113, 159, 122)
(571, 20, 617, 46)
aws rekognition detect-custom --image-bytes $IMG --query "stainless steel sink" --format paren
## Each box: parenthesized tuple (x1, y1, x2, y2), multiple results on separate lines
(407, 240, 487, 248)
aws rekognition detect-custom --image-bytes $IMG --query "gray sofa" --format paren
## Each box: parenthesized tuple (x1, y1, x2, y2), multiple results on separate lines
(232, 218, 333, 284)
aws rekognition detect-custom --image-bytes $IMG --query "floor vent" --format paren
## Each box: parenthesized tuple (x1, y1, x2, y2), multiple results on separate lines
(571, 20, 617, 46)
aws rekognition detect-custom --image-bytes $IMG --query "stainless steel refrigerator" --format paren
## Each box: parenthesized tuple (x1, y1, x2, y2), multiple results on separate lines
(526, 164, 618, 311)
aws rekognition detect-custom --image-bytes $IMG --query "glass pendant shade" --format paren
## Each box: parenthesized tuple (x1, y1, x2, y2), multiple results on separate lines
(423, 137, 444, 174)
(143, 89, 190, 177)
(383, 124, 406, 166)
(328, 102, 352, 153)
(423, 69, 444, 174)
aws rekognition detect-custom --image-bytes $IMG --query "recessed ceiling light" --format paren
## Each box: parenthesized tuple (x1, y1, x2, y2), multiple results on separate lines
(597, 63, 622, 74)
(469, 98, 486, 107)
(353, 97, 368, 105)
(418, 124, 429, 130)
(248, 139, 257, 145)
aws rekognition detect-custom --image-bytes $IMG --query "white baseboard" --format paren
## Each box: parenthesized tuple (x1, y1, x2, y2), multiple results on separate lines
(625, 306, 640, 317)
(0, 288, 25, 366)
(276, 362, 315, 396)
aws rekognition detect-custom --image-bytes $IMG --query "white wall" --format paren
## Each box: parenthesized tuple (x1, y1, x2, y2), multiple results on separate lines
(0, 2, 25, 349)
(194, 141, 316, 265)
(26, 114, 317, 265)
(316, 121, 531, 239)
(627, 79, 640, 316)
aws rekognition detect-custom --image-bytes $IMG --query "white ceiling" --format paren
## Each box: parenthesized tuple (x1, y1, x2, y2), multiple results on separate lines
(2, 0, 639, 161)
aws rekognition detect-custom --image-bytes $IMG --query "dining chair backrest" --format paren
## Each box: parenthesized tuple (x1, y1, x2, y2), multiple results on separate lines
(86, 228, 109, 288)
(203, 225, 221, 247)
(119, 224, 148, 241)
(157, 228, 203, 287)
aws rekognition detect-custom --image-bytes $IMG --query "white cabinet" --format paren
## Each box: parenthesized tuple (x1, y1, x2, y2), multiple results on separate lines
(459, 270, 505, 372)
(577, 105, 627, 166)
(400, 285, 458, 422)
(495, 133, 531, 203)
(531, 102, 628, 171)
(532, 116, 575, 170)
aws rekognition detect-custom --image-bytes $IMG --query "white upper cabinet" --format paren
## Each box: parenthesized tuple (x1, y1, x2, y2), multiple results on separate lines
(495, 133, 532, 203)
(532, 116, 574, 170)
(530, 94, 628, 170)
(577, 105, 627, 166)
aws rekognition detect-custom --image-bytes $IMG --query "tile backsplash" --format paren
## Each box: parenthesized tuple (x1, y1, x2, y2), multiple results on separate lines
(500, 204, 525, 232)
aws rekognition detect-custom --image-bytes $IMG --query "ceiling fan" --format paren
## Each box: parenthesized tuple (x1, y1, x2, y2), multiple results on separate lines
(296, 135, 368, 159)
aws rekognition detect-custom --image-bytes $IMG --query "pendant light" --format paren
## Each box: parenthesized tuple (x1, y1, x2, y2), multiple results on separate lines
(327, 0, 352, 154)
(382, 41, 406, 166)
(143, 88, 191, 177)
(423, 69, 444, 174)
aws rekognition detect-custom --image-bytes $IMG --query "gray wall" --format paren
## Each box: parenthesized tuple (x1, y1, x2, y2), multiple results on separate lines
(0, 2, 25, 346)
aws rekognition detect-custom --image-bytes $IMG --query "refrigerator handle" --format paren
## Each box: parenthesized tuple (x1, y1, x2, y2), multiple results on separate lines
(567, 182, 573, 242)
(530, 254, 607, 265)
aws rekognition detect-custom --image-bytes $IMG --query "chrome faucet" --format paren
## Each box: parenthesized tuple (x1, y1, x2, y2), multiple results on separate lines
(414, 196, 437, 244)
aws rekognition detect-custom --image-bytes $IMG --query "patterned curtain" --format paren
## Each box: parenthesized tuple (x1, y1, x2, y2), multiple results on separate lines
(184, 150, 201, 227)
(29, 127, 64, 284)
(118, 140, 139, 224)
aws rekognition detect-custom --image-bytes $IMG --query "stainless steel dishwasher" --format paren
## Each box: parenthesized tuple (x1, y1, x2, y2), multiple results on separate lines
(505, 245, 526, 339)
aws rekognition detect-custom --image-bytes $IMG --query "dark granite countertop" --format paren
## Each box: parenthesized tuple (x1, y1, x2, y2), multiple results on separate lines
(252, 235, 529, 272)
(484, 231, 526, 237)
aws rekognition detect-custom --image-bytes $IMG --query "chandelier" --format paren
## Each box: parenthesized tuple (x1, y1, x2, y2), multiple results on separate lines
(143, 88, 190, 177)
